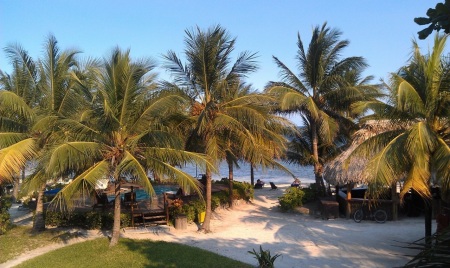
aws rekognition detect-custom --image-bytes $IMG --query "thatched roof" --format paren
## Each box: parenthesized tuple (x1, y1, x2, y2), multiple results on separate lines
(323, 120, 404, 185)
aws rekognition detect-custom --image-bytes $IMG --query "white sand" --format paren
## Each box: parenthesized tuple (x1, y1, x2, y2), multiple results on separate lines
(123, 185, 424, 268)
(4, 185, 425, 268)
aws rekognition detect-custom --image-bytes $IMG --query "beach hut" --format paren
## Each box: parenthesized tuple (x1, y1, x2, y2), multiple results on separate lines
(323, 120, 405, 219)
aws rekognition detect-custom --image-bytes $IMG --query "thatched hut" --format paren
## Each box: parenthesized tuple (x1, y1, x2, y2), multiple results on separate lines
(323, 120, 405, 219)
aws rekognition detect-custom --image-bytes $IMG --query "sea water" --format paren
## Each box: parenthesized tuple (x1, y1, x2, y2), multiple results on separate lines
(180, 161, 315, 185)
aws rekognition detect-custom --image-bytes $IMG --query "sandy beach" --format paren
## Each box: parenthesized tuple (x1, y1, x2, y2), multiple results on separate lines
(5, 184, 424, 268)
(122, 184, 423, 268)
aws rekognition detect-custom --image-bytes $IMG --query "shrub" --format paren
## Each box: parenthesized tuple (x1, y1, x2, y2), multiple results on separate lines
(278, 187, 305, 212)
(180, 204, 195, 223)
(301, 186, 318, 204)
(0, 196, 12, 235)
(45, 210, 131, 229)
(211, 195, 221, 211)
(233, 181, 254, 202)
(213, 190, 229, 207)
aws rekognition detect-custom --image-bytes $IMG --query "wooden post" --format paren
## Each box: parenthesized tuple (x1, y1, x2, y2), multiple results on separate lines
(130, 186, 134, 227)
(346, 183, 353, 219)
(164, 193, 169, 225)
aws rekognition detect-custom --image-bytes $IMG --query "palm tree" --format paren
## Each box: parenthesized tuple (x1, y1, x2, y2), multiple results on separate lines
(163, 25, 261, 232)
(351, 34, 450, 238)
(0, 35, 89, 232)
(0, 44, 40, 201)
(50, 48, 210, 246)
(219, 82, 293, 207)
(266, 22, 378, 195)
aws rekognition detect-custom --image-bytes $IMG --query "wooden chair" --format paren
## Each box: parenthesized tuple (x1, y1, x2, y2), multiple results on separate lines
(270, 182, 278, 190)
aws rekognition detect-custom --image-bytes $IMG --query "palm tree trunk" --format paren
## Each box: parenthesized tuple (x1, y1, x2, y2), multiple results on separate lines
(250, 165, 255, 186)
(424, 197, 432, 245)
(12, 175, 20, 203)
(32, 183, 46, 232)
(311, 121, 326, 196)
(201, 167, 212, 233)
(110, 181, 122, 247)
(228, 161, 234, 208)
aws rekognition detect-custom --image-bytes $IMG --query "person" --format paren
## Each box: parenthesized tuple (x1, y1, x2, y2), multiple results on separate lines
(254, 179, 265, 189)
(291, 177, 301, 188)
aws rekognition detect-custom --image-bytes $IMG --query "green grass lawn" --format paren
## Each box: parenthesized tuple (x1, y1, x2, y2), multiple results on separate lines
(0, 226, 69, 263)
(1, 226, 252, 268)
(15, 238, 253, 268)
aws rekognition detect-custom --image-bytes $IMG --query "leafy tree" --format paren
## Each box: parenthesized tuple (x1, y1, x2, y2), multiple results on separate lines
(415, 1, 450, 39)
(266, 22, 378, 195)
(163, 25, 261, 232)
(0, 35, 84, 232)
(351, 34, 450, 239)
(0, 44, 40, 201)
(50, 48, 209, 246)
(220, 82, 293, 207)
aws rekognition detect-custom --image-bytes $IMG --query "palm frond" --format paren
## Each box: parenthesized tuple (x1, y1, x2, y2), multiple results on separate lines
(0, 91, 34, 122)
(47, 142, 103, 176)
(52, 160, 110, 210)
(0, 138, 37, 183)
(117, 151, 155, 196)
(397, 80, 426, 116)
(0, 132, 28, 149)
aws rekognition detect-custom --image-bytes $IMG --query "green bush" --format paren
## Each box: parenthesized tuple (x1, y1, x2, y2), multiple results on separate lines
(213, 190, 229, 207)
(233, 181, 254, 202)
(45, 210, 131, 229)
(211, 195, 221, 211)
(278, 187, 305, 212)
(180, 204, 195, 223)
(0, 196, 12, 235)
(301, 186, 318, 204)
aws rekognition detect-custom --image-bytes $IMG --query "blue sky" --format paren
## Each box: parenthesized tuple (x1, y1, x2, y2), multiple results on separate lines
(0, 1, 442, 93)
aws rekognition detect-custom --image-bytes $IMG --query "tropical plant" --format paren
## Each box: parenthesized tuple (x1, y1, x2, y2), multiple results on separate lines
(350, 34, 450, 239)
(163, 25, 268, 232)
(415, 1, 450, 39)
(49, 48, 210, 246)
(248, 245, 281, 268)
(278, 187, 305, 211)
(403, 227, 450, 267)
(0, 196, 12, 235)
(220, 82, 293, 207)
(0, 43, 40, 202)
(266, 22, 381, 196)
(0, 35, 86, 232)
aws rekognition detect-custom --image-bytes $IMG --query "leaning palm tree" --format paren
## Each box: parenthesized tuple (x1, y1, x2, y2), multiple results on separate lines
(351, 34, 450, 239)
(265, 22, 380, 195)
(163, 25, 263, 232)
(50, 48, 210, 247)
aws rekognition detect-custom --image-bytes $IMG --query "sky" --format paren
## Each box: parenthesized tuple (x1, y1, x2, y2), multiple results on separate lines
(0, 1, 443, 95)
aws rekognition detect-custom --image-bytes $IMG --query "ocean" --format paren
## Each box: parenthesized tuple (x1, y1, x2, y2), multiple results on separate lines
(180, 161, 316, 185)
